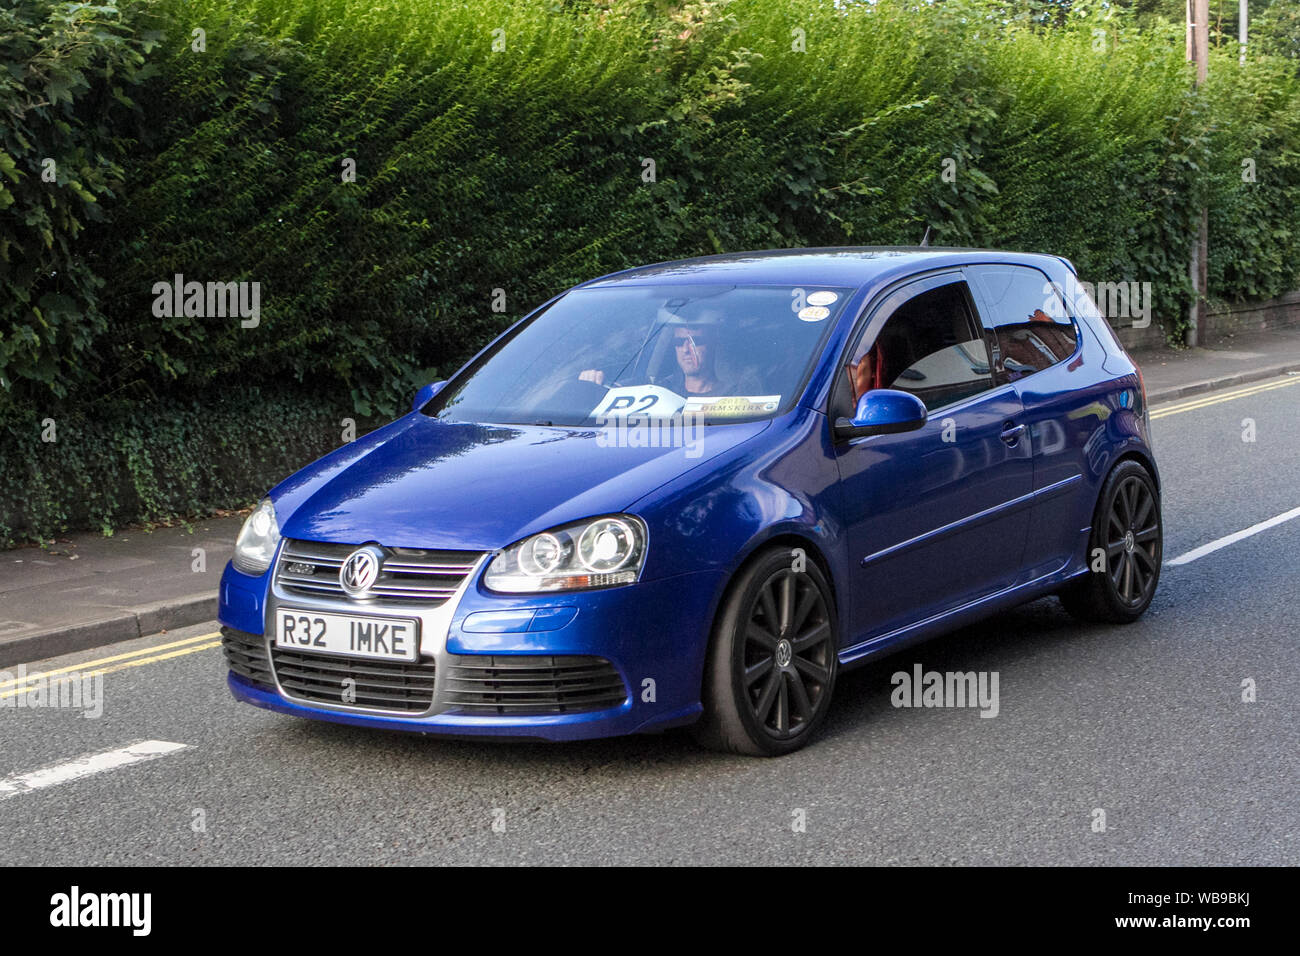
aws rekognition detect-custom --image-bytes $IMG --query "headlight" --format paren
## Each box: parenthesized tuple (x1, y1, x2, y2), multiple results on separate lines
(232, 498, 281, 575)
(484, 515, 647, 593)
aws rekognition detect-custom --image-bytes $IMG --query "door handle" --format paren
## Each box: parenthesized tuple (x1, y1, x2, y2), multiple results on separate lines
(1000, 423, 1027, 446)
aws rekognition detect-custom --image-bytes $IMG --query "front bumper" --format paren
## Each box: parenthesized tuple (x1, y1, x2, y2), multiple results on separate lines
(219, 560, 723, 741)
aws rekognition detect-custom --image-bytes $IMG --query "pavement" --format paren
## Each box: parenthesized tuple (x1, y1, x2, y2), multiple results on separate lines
(0, 517, 240, 668)
(1, 321, 1298, 669)
(1135, 322, 1300, 403)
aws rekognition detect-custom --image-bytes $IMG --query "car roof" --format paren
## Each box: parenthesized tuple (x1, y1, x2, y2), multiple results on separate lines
(576, 246, 1073, 293)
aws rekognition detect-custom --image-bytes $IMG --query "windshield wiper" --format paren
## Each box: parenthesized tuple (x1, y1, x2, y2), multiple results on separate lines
(608, 319, 668, 387)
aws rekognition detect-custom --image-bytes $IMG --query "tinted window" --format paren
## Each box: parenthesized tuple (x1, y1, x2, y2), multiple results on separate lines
(968, 265, 1079, 383)
(844, 280, 994, 413)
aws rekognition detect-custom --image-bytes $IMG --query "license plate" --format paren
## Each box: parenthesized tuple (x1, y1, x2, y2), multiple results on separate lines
(275, 610, 419, 663)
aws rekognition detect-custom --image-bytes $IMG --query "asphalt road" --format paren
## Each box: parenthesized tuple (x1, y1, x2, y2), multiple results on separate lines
(2, 375, 1297, 865)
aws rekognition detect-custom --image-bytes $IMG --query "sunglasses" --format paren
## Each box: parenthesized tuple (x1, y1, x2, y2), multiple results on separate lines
(674, 335, 712, 349)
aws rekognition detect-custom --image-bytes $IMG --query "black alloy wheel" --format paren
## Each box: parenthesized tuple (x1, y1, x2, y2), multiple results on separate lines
(694, 547, 839, 756)
(1060, 459, 1163, 623)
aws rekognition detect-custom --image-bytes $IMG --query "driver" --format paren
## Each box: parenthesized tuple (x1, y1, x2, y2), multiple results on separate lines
(579, 310, 737, 397)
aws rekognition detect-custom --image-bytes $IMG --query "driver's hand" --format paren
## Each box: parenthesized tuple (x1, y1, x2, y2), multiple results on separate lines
(578, 369, 605, 385)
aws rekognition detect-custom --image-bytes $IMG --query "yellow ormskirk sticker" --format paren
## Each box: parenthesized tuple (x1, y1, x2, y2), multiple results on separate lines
(683, 395, 782, 417)
(798, 306, 830, 322)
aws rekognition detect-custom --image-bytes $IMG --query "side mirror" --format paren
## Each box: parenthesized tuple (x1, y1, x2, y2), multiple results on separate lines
(412, 380, 446, 413)
(834, 388, 927, 441)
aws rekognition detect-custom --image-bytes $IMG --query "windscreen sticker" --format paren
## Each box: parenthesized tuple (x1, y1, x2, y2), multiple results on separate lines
(682, 395, 782, 417)
(798, 306, 830, 322)
(806, 291, 839, 306)
(590, 385, 686, 420)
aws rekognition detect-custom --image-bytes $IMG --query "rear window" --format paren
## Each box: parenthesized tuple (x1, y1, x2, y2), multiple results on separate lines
(968, 265, 1080, 382)
(1062, 272, 1129, 356)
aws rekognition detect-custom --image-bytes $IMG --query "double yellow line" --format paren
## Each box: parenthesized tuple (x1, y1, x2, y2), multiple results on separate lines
(0, 632, 221, 701)
(1151, 374, 1300, 419)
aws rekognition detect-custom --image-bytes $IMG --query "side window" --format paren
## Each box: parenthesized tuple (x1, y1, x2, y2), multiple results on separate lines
(843, 280, 995, 413)
(968, 265, 1080, 384)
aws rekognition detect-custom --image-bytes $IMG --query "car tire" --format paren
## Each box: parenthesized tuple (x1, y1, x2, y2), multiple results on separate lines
(692, 546, 840, 756)
(1059, 459, 1162, 624)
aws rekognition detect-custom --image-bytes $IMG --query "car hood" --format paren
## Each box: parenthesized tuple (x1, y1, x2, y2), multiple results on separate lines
(275, 413, 769, 551)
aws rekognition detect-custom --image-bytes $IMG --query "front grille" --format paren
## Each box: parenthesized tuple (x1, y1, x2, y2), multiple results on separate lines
(275, 539, 484, 606)
(271, 647, 437, 713)
(442, 655, 628, 716)
(222, 627, 274, 691)
(226, 628, 628, 718)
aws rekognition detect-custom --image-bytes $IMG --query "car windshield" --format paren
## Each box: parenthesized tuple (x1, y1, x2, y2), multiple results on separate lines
(427, 283, 853, 427)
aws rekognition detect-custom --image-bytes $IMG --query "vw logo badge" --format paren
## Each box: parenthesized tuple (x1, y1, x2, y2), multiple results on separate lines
(339, 545, 385, 597)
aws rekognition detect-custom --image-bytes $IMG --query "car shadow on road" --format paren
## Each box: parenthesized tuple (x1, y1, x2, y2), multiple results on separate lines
(273, 595, 1107, 772)
(817, 595, 1103, 745)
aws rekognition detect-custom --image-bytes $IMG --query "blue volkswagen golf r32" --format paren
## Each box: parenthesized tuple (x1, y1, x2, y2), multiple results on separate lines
(220, 248, 1162, 755)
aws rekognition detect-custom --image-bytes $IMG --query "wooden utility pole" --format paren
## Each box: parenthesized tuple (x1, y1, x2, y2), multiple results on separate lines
(1240, 0, 1248, 66)
(1187, 0, 1209, 346)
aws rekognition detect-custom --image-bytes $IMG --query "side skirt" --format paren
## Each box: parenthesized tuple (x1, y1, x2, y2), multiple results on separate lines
(837, 565, 1088, 670)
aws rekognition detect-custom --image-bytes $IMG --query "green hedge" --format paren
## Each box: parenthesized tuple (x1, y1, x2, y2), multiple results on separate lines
(1203, 53, 1300, 299)
(4, 0, 1300, 543)
(0, 0, 157, 401)
(0, 388, 368, 544)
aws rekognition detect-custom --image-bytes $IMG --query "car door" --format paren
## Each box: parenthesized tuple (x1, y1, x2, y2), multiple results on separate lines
(964, 263, 1094, 580)
(830, 272, 1034, 645)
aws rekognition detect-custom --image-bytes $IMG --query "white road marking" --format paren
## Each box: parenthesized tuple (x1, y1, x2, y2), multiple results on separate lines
(1167, 505, 1300, 566)
(0, 740, 187, 801)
